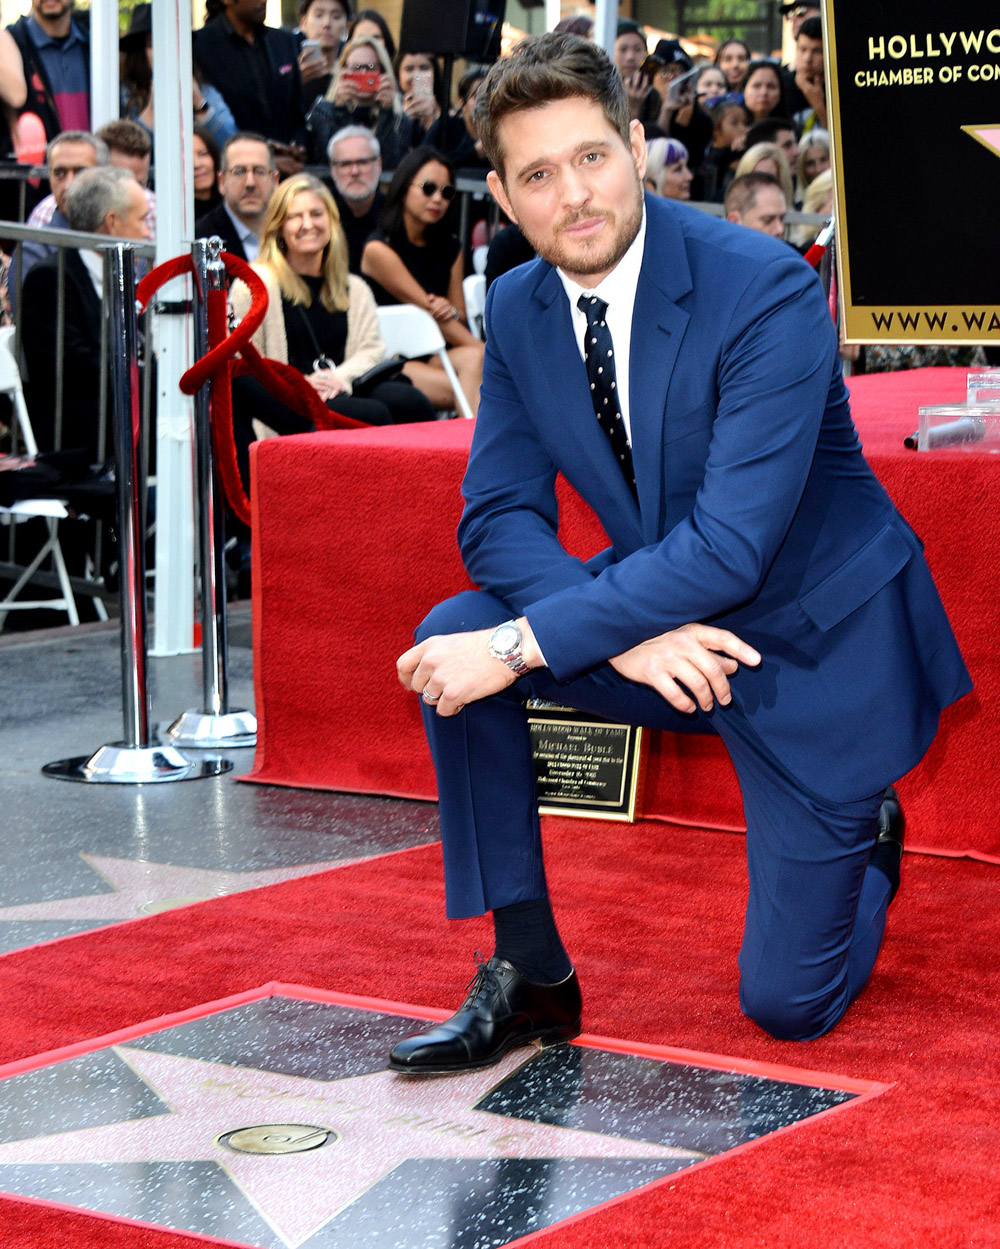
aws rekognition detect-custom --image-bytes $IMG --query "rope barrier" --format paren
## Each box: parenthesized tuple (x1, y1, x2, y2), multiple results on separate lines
(136, 250, 365, 526)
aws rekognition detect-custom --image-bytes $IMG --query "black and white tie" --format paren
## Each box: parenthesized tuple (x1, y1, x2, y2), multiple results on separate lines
(577, 294, 637, 500)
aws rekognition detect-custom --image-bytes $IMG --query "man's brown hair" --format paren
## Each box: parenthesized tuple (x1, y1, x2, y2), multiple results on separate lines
(476, 32, 631, 182)
(724, 170, 780, 218)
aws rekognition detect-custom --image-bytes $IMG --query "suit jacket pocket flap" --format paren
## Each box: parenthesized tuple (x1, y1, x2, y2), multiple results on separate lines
(799, 523, 912, 632)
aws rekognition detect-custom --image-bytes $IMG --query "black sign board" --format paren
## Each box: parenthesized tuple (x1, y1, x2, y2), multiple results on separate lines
(825, 0, 1000, 342)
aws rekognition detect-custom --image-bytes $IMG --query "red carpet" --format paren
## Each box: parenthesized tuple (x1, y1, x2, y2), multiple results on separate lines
(247, 368, 998, 860)
(0, 816, 995, 1247)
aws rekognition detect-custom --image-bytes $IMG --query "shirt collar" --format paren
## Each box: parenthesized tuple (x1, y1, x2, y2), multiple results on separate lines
(556, 205, 646, 311)
(223, 203, 258, 246)
(26, 14, 85, 49)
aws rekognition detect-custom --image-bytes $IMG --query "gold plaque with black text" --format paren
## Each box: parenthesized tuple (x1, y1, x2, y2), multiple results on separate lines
(527, 701, 645, 822)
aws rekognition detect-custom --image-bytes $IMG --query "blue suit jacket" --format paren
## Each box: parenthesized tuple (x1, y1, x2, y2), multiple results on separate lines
(459, 195, 971, 803)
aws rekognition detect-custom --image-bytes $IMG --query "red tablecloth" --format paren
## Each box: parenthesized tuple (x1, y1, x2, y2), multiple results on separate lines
(248, 368, 998, 861)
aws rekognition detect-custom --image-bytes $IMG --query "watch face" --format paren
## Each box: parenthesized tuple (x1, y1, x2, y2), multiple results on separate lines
(491, 623, 519, 656)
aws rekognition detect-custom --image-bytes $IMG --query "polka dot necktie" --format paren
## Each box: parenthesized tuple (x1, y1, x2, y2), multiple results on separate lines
(577, 294, 637, 500)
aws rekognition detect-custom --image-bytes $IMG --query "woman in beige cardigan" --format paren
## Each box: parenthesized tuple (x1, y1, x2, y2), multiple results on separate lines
(229, 173, 433, 448)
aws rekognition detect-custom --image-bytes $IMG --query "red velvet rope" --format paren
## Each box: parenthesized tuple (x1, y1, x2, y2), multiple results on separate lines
(136, 250, 365, 526)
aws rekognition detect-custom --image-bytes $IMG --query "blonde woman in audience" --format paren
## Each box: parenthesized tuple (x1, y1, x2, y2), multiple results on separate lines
(734, 141, 794, 214)
(306, 34, 412, 168)
(796, 129, 831, 199)
(790, 167, 833, 250)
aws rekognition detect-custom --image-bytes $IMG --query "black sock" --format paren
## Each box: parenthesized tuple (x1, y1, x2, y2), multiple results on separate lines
(492, 896, 573, 984)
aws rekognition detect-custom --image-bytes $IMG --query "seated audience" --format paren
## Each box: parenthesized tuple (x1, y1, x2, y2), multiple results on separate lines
(724, 170, 788, 239)
(733, 140, 794, 212)
(324, 125, 384, 274)
(740, 60, 787, 125)
(395, 50, 442, 144)
(95, 120, 157, 244)
(120, 3, 236, 148)
(306, 35, 412, 170)
(195, 132, 278, 262)
(714, 38, 751, 92)
(296, 0, 351, 107)
(697, 99, 749, 201)
(193, 124, 223, 213)
(12, 129, 109, 311)
(644, 137, 693, 200)
(228, 172, 433, 466)
(193, 0, 307, 175)
(361, 146, 483, 417)
(346, 9, 396, 60)
(20, 167, 151, 456)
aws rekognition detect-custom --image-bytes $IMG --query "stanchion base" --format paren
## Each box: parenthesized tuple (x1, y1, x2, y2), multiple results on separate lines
(42, 742, 232, 784)
(161, 709, 258, 749)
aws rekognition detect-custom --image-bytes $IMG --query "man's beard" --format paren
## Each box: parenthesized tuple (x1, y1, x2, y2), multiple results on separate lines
(521, 180, 643, 279)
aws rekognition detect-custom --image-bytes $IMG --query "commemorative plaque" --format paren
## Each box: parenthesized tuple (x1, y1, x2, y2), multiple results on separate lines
(527, 700, 645, 822)
(825, 0, 1000, 342)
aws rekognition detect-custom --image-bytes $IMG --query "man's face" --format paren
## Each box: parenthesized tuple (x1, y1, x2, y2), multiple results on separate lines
(109, 148, 151, 189)
(219, 140, 277, 221)
(486, 96, 646, 290)
(329, 135, 381, 205)
(223, 0, 267, 28)
(32, 0, 72, 22)
(49, 138, 97, 215)
(105, 178, 152, 240)
(774, 127, 799, 168)
(734, 185, 787, 238)
(796, 33, 824, 79)
(614, 33, 647, 78)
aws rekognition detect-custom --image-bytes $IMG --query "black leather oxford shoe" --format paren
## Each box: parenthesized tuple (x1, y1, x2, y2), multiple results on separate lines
(875, 785, 906, 900)
(388, 954, 582, 1075)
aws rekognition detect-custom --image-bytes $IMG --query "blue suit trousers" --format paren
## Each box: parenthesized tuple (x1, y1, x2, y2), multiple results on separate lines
(417, 590, 890, 1042)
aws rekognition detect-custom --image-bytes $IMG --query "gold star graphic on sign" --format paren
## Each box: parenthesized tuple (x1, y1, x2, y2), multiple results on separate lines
(961, 124, 1000, 159)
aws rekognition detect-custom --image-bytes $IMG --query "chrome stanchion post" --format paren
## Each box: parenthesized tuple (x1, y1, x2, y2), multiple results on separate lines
(163, 237, 257, 748)
(44, 243, 231, 784)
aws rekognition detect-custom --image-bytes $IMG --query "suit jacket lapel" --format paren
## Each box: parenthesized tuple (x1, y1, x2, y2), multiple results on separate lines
(629, 199, 693, 545)
(529, 264, 644, 550)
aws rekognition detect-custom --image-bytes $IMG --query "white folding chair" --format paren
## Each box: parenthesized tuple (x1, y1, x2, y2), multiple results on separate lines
(472, 244, 489, 275)
(462, 273, 487, 341)
(0, 326, 82, 628)
(376, 304, 475, 420)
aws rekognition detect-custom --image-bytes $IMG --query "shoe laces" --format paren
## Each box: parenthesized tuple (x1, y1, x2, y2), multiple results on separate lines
(460, 951, 503, 1010)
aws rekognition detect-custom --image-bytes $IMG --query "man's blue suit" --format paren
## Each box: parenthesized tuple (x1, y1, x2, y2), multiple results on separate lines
(417, 194, 971, 1040)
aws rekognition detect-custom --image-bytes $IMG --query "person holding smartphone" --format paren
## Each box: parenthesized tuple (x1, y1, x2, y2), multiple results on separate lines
(297, 0, 351, 106)
(306, 35, 413, 169)
(395, 51, 441, 142)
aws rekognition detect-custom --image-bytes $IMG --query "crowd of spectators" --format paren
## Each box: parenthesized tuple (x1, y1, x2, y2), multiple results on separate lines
(6, 0, 967, 489)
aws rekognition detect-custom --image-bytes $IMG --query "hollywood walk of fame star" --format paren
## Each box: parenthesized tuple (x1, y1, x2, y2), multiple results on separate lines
(962, 124, 1000, 159)
(0, 854, 361, 923)
(0, 1044, 704, 1249)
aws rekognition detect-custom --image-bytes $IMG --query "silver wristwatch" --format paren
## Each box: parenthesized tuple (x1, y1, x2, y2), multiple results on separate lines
(488, 620, 531, 676)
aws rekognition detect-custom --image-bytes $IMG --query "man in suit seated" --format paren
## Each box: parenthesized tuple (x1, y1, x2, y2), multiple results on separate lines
(391, 33, 971, 1071)
(325, 125, 384, 276)
(20, 166, 151, 457)
(195, 132, 278, 262)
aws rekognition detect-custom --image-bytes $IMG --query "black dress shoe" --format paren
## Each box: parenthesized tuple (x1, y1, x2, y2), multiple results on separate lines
(388, 955, 582, 1075)
(873, 785, 906, 901)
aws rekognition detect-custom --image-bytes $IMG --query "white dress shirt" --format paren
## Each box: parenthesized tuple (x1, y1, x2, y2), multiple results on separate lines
(556, 207, 647, 445)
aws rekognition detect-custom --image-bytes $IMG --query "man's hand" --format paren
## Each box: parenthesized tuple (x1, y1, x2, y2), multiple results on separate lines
(397, 628, 518, 716)
(609, 623, 761, 714)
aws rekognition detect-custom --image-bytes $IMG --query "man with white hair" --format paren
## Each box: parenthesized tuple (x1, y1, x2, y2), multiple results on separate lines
(325, 125, 383, 274)
(20, 167, 150, 456)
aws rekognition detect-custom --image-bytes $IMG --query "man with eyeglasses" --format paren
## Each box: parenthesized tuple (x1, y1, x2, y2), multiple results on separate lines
(325, 125, 384, 275)
(195, 132, 278, 262)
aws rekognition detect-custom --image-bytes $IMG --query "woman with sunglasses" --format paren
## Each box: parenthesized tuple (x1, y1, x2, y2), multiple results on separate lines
(306, 34, 412, 169)
(229, 173, 434, 471)
(362, 146, 484, 418)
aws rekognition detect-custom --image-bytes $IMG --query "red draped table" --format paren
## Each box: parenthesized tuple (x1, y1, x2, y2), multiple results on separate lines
(247, 367, 998, 862)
